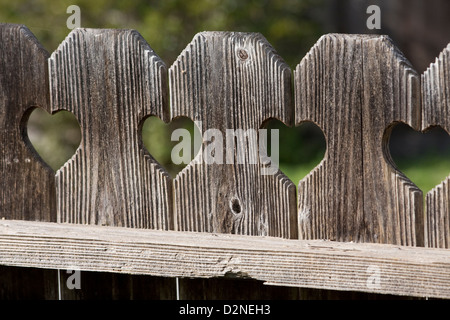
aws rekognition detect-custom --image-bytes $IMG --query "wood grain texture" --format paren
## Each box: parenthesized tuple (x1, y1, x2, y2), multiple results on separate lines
(0, 23, 59, 300)
(0, 23, 56, 221)
(49, 28, 171, 229)
(422, 43, 450, 248)
(170, 32, 296, 238)
(0, 219, 449, 299)
(295, 34, 423, 245)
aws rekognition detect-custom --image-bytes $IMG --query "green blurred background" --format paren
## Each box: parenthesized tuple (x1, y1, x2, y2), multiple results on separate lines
(1, 0, 449, 193)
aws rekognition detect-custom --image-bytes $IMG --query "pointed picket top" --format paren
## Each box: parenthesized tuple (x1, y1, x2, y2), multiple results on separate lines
(170, 32, 296, 238)
(49, 28, 171, 229)
(0, 23, 56, 221)
(295, 34, 423, 245)
(422, 43, 450, 248)
(170, 31, 293, 127)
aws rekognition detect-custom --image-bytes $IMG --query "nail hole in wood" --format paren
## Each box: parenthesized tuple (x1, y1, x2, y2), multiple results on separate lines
(237, 49, 248, 61)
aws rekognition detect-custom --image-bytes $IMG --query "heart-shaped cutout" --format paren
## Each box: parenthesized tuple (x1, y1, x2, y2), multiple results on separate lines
(264, 119, 326, 184)
(141, 116, 201, 178)
(26, 107, 81, 170)
(143, 116, 326, 183)
(388, 122, 450, 193)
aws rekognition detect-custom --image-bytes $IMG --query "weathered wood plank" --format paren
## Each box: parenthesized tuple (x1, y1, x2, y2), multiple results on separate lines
(170, 31, 297, 299)
(48, 28, 176, 299)
(0, 23, 56, 221)
(49, 28, 171, 229)
(170, 32, 296, 238)
(295, 34, 423, 245)
(422, 43, 450, 249)
(0, 219, 449, 299)
(0, 23, 59, 300)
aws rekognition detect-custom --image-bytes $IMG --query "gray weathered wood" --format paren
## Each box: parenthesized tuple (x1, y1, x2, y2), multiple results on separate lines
(422, 43, 450, 249)
(0, 23, 59, 300)
(49, 28, 171, 229)
(295, 34, 423, 245)
(48, 28, 176, 299)
(170, 32, 296, 238)
(170, 32, 297, 298)
(0, 219, 449, 299)
(2, 26, 449, 299)
(0, 23, 56, 221)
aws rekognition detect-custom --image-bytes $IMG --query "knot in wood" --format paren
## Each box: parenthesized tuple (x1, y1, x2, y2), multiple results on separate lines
(230, 197, 242, 215)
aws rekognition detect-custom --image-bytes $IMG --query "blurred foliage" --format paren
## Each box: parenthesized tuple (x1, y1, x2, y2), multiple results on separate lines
(395, 155, 450, 193)
(265, 120, 326, 182)
(27, 109, 81, 167)
(0, 0, 322, 67)
(142, 116, 201, 176)
(389, 123, 450, 192)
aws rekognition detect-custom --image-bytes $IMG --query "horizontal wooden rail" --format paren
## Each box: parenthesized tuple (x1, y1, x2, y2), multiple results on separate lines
(0, 219, 448, 299)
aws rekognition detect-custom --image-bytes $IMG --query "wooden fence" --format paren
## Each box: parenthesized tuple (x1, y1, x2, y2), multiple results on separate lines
(0, 23, 449, 300)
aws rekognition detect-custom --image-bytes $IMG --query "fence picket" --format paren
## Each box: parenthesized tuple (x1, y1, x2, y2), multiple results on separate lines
(48, 28, 175, 299)
(422, 44, 450, 248)
(0, 24, 55, 221)
(0, 23, 59, 299)
(295, 34, 423, 246)
(49, 28, 172, 229)
(169, 32, 298, 299)
(170, 32, 297, 238)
